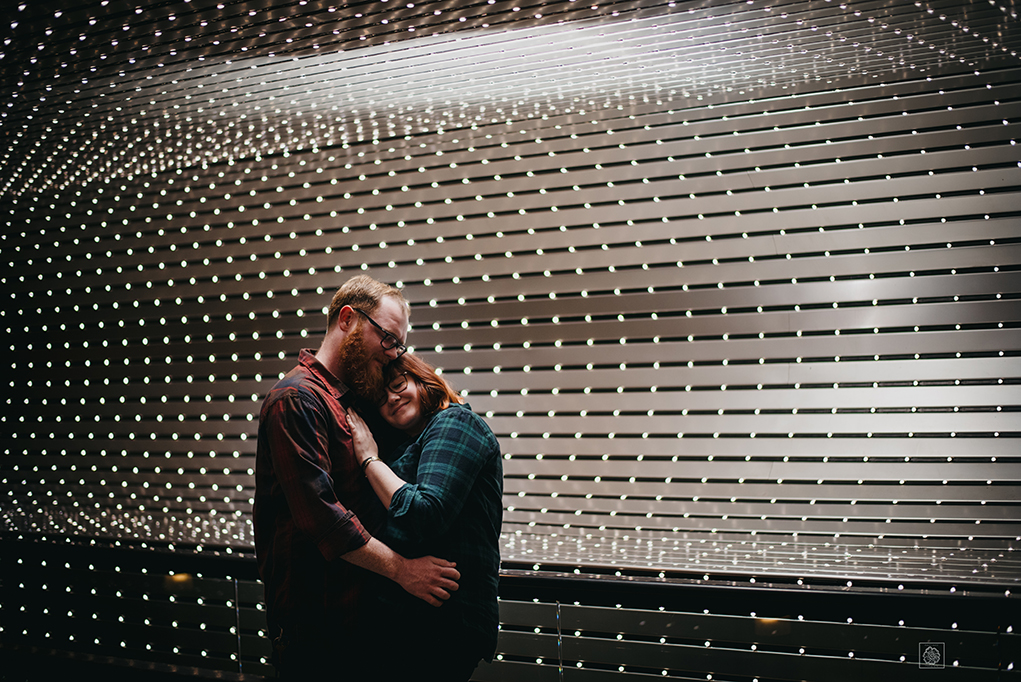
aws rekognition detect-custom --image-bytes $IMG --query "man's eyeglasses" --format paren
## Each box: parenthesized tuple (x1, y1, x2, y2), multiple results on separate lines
(353, 307, 408, 357)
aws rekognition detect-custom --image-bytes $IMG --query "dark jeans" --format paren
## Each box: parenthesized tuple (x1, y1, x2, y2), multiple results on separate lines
(393, 627, 484, 680)
(362, 606, 488, 681)
(272, 620, 370, 681)
(273, 609, 488, 681)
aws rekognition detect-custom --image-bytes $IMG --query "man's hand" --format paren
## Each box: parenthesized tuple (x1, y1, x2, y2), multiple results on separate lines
(340, 540, 458, 607)
(396, 555, 460, 607)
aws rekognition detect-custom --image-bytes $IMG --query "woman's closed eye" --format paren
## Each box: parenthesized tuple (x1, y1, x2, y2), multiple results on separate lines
(378, 372, 409, 405)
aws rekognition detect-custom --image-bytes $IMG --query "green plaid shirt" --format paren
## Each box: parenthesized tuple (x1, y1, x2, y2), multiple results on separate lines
(379, 402, 503, 656)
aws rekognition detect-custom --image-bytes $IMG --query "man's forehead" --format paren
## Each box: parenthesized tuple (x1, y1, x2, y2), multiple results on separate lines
(374, 297, 410, 334)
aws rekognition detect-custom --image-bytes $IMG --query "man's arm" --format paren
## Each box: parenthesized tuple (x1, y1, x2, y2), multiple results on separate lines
(341, 537, 460, 607)
(264, 390, 459, 606)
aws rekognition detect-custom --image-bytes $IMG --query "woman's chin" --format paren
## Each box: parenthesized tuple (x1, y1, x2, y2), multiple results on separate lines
(383, 411, 411, 432)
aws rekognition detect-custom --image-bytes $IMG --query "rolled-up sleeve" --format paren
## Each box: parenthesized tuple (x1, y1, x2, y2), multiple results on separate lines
(388, 408, 492, 539)
(263, 389, 370, 560)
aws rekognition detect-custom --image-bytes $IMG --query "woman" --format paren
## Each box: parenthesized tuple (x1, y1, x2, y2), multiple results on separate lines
(346, 352, 503, 680)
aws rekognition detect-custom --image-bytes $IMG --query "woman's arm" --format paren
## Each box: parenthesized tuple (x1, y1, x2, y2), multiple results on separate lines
(346, 407, 405, 508)
(387, 406, 497, 539)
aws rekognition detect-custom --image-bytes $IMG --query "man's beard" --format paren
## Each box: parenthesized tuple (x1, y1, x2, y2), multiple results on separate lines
(336, 323, 385, 401)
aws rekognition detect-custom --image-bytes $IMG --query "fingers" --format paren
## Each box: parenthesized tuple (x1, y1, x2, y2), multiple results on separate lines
(417, 582, 452, 608)
(428, 586, 451, 607)
(430, 557, 456, 568)
(404, 556, 461, 607)
(427, 571, 458, 607)
(427, 557, 459, 583)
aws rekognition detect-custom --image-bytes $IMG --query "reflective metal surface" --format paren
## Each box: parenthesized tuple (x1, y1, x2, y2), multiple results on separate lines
(2, 0, 1019, 586)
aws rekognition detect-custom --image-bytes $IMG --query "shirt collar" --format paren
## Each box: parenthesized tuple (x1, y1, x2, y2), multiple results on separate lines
(298, 349, 352, 402)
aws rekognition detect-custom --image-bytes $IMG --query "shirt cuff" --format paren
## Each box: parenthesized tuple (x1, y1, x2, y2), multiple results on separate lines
(388, 483, 416, 519)
(317, 510, 371, 562)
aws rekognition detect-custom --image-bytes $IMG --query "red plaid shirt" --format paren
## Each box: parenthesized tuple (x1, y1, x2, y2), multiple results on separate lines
(254, 350, 385, 634)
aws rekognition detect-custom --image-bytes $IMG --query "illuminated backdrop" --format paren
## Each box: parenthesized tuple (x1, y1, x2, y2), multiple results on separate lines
(2, 0, 1020, 588)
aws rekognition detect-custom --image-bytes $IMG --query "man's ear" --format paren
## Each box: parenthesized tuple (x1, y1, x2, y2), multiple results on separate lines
(335, 305, 356, 331)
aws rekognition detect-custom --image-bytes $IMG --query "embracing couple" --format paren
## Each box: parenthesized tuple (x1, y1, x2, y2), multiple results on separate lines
(253, 275, 503, 680)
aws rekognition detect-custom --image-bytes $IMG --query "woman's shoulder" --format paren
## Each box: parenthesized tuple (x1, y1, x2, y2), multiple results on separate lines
(427, 403, 498, 442)
(432, 401, 483, 425)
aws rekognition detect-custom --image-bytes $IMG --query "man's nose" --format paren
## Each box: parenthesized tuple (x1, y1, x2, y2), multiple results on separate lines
(384, 346, 400, 361)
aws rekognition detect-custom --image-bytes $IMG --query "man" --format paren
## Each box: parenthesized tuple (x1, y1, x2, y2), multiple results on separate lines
(254, 275, 460, 679)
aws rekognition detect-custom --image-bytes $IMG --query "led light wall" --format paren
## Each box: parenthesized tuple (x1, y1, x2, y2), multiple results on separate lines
(2, 0, 1020, 586)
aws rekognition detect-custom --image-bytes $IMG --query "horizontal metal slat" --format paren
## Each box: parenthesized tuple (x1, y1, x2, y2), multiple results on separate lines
(452, 357, 1018, 392)
(501, 459, 1021, 483)
(505, 479, 1021, 503)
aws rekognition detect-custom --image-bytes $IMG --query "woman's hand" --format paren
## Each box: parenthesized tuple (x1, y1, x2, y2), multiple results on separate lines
(347, 407, 404, 509)
(346, 408, 379, 466)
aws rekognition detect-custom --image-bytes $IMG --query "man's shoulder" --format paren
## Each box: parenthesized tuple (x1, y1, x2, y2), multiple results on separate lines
(262, 366, 329, 410)
(267, 364, 311, 391)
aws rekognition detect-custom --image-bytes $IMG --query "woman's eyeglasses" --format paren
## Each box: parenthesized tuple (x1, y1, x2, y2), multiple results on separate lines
(378, 372, 409, 406)
(386, 372, 409, 395)
(353, 307, 408, 357)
